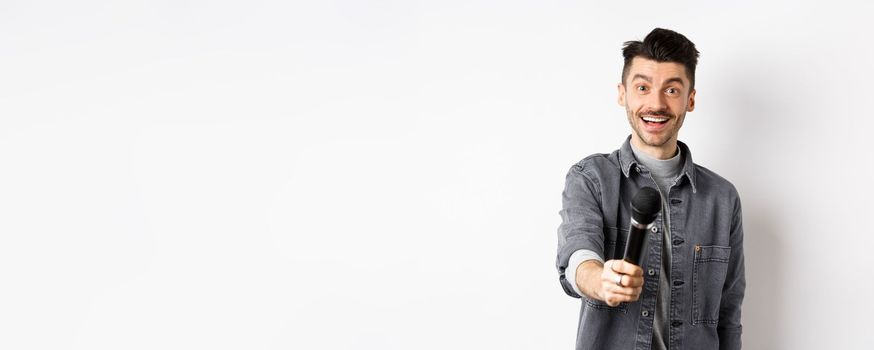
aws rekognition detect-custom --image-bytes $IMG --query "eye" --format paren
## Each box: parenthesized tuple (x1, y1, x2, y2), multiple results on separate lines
(666, 87, 678, 94)
(637, 85, 648, 92)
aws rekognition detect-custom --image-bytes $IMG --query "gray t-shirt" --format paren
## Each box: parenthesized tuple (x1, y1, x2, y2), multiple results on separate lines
(630, 142, 683, 350)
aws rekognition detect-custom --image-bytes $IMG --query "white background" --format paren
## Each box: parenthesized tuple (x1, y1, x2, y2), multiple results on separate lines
(1, 1, 873, 349)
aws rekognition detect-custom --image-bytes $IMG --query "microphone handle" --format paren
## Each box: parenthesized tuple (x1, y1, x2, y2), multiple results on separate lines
(622, 223, 650, 266)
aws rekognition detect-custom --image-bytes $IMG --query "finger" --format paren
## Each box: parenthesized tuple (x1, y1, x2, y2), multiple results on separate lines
(603, 264, 627, 288)
(605, 289, 642, 303)
(603, 260, 615, 274)
(603, 283, 640, 297)
(600, 277, 616, 291)
(607, 259, 622, 273)
(613, 260, 644, 276)
(613, 273, 644, 288)
(624, 276, 645, 288)
(604, 291, 637, 304)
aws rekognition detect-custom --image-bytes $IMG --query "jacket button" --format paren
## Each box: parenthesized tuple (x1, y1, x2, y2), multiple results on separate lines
(648, 268, 655, 276)
(651, 226, 658, 233)
(671, 320, 683, 327)
(641, 310, 649, 317)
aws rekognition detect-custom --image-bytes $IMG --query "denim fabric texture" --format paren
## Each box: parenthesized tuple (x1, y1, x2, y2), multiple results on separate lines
(556, 136, 745, 350)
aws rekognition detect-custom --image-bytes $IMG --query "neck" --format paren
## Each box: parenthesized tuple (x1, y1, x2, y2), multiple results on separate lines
(631, 135, 678, 160)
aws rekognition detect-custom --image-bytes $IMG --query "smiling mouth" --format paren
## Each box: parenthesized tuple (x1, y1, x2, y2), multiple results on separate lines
(641, 115, 669, 125)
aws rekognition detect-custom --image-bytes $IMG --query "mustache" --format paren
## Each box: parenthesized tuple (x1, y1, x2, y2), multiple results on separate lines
(639, 110, 675, 118)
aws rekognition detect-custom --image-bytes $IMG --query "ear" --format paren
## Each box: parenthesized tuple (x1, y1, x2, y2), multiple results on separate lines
(617, 83, 626, 107)
(686, 88, 696, 112)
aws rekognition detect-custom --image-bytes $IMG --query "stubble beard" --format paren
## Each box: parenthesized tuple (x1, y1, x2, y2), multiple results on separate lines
(625, 106, 683, 148)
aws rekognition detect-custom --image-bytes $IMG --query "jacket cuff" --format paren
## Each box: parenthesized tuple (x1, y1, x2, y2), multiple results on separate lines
(565, 249, 605, 296)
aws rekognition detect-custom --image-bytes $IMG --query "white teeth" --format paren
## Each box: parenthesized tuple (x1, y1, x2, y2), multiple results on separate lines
(642, 116, 668, 122)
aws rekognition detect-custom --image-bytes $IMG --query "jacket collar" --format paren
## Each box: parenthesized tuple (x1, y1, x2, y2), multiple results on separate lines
(618, 135, 698, 193)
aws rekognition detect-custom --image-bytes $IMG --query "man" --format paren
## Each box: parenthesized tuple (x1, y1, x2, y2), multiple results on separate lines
(556, 28, 745, 350)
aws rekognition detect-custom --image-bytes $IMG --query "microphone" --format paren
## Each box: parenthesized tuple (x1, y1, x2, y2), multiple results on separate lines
(622, 187, 661, 266)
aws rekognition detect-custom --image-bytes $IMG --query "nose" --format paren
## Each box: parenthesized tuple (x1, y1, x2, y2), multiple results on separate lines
(644, 89, 668, 113)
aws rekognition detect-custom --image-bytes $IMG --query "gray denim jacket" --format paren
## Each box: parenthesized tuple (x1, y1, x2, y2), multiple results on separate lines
(556, 136, 745, 350)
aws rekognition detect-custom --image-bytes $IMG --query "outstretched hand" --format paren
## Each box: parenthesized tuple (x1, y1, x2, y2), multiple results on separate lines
(597, 259, 644, 307)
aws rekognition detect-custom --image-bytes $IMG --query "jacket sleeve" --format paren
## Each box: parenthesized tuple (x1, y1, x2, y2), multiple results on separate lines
(718, 194, 746, 350)
(556, 164, 606, 298)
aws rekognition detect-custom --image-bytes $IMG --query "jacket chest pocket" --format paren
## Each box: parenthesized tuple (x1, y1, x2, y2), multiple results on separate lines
(692, 245, 731, 325)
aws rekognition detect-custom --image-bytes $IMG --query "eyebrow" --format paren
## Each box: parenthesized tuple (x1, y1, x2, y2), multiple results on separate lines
(631, 74, 686, 87)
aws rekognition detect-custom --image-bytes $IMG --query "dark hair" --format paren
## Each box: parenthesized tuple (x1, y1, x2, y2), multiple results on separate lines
(621, 28, 700, 90)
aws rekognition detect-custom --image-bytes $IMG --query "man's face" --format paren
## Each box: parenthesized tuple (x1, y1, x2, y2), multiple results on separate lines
(618, 57, 696, 151)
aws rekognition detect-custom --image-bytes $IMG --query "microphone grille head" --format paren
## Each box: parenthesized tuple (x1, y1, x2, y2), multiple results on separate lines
(631, 187, 661, 225)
